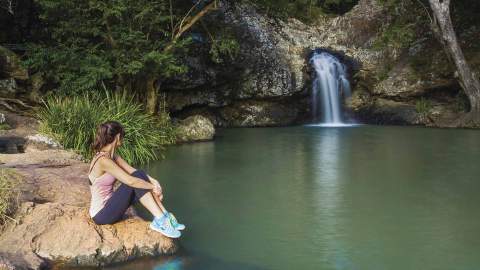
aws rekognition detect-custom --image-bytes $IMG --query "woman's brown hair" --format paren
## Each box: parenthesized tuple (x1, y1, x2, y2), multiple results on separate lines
(91, 121, 125, 153)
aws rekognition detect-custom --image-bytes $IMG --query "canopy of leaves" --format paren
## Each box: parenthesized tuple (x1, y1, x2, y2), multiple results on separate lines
(23, 0, 191, 94)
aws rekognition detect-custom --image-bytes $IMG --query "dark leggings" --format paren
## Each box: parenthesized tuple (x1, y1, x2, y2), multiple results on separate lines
(92, 170, 150, 225)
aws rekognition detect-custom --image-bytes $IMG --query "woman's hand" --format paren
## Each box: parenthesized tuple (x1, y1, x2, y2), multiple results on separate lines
(152, 184, 162, 195)
(152, 182, 163, 201)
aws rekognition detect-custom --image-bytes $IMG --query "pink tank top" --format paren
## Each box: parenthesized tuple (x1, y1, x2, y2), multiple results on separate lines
(88, 152, 116, 217)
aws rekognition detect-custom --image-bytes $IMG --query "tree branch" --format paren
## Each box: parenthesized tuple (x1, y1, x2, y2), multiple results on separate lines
(173, 0, 218, 42)
(164, 0, 218, 52)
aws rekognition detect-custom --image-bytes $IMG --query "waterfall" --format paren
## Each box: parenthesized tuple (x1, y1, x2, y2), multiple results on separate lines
(310, 50, 351, 126)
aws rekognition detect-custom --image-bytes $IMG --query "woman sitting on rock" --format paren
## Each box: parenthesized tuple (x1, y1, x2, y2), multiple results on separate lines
(87, 120, 184, 238)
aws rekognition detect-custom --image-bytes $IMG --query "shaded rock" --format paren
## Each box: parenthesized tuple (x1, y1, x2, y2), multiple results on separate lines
(0, 203, 177, 269)
(220, 100, 300, 127)
(0, 79, 18, 97)
(0, 46, 28, 81)
(356, 98, 420, 125)
(176, 115, 215, 143)
(167, 89, 229, 112)
(0, 136, 25, 154)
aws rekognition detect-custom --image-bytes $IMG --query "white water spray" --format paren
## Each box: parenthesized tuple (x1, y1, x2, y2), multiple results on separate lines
(310, 51, 351, 126)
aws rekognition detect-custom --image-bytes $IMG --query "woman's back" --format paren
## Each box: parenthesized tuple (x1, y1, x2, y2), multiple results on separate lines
(88, 152, 116, 217)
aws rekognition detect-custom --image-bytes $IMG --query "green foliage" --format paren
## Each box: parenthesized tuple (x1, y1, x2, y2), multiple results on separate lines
(0, 169, 20, 228)
(249, 0, 358, 23)
(373, 0, 429, 51)
(0, 122, 11, 130)
(415, 97, 432, 115)
(375, 64, 392, 82)
(37, 91, 176, 164)
(23, 0, 189, 94)
(373, 22, 417, 51)
(207, 27, 240, 64)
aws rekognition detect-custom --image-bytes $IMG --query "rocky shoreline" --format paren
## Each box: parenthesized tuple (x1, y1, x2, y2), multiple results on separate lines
(0, 113, 179, 270)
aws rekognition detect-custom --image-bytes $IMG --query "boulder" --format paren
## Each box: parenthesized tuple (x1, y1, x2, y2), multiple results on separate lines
(0, 149, 179, 269)
(176, 115, 215, 143)
(24, 134, 62, 152)
(0, 203, 177, 269)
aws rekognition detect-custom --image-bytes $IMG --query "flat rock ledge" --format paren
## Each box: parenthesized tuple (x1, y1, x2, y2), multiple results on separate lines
(0, 202, 177, 270)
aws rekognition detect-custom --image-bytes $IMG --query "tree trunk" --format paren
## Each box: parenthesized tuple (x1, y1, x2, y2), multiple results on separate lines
(429, 0, 480, 123)
(146, 77, 158, 115)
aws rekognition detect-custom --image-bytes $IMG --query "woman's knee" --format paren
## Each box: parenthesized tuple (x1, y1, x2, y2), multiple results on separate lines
(131, 170, 148, 181)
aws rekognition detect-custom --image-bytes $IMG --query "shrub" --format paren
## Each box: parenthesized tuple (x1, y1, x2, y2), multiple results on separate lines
(37, 91, 176, 164)
(0, 169, 20, 228)
(415, 97, 432, 115)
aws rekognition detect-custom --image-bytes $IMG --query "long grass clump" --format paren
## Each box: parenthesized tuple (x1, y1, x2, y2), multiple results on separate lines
(37, 91, 176, 164)
(0, 169, 20, 229)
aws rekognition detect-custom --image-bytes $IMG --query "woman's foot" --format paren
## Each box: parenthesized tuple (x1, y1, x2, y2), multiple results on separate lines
(150, 215, 181, 238)
(167, 212, 186, 231)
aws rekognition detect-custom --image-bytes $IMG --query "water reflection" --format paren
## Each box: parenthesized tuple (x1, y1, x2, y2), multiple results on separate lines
(153, 258, 183, 270)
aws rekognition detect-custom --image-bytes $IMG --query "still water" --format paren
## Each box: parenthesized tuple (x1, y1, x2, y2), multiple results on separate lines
(112, 125, 480, 270)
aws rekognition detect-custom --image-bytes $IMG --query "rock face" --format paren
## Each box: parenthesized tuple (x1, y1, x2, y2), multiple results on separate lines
(219, 100, 301, 127)
(0, 148, 178, 270)
(165, 0, 478, 127)
(164, 1, 312, 127)
(176, 115, 215, 143)
(0, 203, 176, 270)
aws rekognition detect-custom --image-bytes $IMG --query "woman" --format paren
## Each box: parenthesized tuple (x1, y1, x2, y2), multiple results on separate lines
(88, 121, 184, 238)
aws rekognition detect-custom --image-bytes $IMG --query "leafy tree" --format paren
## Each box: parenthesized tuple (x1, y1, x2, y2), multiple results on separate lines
(23, 0, 218, 113)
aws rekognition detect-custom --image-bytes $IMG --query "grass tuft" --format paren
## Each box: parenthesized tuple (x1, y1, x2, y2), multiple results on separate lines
(0, 169, 20, 229)
(415, 97, 432, 116)
(36, 91, 176, 164)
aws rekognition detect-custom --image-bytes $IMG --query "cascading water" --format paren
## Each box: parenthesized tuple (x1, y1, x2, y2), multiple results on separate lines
(310, 50, 352, 126)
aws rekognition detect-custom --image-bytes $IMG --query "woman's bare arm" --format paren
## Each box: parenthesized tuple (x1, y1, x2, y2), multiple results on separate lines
(99, 157, 155, 190)
(114, 154, 162, 188)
